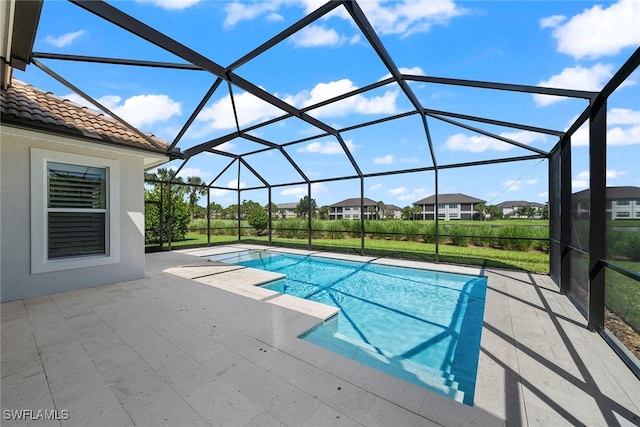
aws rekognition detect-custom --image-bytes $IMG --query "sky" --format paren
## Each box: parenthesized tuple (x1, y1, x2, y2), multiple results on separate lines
(15, 0, 640, 209)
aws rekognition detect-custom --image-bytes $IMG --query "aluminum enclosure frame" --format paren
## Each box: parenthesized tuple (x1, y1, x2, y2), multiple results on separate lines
(19, 0, 640, 374)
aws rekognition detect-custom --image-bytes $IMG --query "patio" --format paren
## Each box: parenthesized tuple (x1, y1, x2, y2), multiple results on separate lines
(2, 244, 639, 426)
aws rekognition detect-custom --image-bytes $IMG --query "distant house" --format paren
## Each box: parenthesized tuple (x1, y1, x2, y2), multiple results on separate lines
(572, 186, 640, 220)
(329, 198, 402, 220)
(276, 202, 298, 219)
(496, 200, 545, 218)
(1, 79, 175, 302)
(413, 193, 486, 220)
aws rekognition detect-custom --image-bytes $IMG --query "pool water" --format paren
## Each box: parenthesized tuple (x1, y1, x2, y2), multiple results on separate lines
(205, 250, 487, 405)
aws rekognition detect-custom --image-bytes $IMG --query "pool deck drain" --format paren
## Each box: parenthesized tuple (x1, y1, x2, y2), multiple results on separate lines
(2, 243, 639, 426)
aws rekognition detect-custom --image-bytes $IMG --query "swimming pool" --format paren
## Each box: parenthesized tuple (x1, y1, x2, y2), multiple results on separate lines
(205, 250, 487, 406)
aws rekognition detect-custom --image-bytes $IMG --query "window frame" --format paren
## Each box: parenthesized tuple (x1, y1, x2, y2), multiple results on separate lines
(31, 148, 120, 274)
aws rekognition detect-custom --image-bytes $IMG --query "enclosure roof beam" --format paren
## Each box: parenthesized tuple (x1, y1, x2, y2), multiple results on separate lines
(170, 77, 224, 151)
(208, 158, 236, 187)
(241, 134, 310, 183)
(184, 132, 239, 158)
(239, 157, 270, 188)
(422, 108, 564, 137)
(32, 57, 174, 155)
(405, 74, 598, 100)
(427, 112, 549, 156)
(226, 1, 344, 72)
(70, 0, 339, 138)
(343, 1, 424, 114)
(31, 52, 204, 70)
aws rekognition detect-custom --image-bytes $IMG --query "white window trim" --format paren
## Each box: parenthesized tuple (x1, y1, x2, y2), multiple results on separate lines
(31, 148, 120, 274)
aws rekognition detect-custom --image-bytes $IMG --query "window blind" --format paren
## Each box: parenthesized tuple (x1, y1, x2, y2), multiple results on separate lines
(47, 162, 107, 259)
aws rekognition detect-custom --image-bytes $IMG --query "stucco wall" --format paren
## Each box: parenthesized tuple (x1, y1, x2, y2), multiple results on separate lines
(1, 129, 147, 302)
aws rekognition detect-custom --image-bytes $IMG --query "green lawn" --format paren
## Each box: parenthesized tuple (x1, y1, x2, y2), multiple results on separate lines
(162, 233, 549, 273)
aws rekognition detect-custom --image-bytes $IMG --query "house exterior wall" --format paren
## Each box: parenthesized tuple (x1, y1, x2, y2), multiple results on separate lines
(416, 203, 479, 220)
(1, 128, 148, 302)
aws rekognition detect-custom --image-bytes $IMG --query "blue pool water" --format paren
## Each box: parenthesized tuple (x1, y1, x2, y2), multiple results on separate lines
(205, 250, 487, 405)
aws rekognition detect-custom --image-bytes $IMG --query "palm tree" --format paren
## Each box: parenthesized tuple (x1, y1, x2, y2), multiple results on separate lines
(376, 200, 385, 220)
(186, 176, 208, 222)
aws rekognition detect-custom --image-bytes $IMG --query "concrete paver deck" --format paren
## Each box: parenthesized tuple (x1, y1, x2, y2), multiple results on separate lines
(1, 244, 639, 426)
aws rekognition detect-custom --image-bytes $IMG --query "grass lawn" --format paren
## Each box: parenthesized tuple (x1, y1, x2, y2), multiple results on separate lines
(158, 232, 549, 273)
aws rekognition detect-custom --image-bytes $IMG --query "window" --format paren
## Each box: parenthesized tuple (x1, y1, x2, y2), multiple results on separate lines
(615, 211, 630, 218)
(48, 162, 107, 259)
(616, 200, 630, 206)
(438, 213, 446, 218)
(449, 213, 458, 218)
(449, 204, 458, 209)
(438, 204, 446, 209)
(31, 149, 120, 273)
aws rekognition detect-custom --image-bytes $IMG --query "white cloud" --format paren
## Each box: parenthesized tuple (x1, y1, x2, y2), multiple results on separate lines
(443, 130, 547, 152)
(299, 79, 398, 118)
(297, 139, 358, 154)
(222, 0, 465, 37)
(211, 179, 246, 196)
(386, 187, 408, 196)
(359, 0, 466, 37)
(607, 169, 627, 179)
(106, 94, 182, 128)
(503, 180, 521, 191)
(525, 179, 538, 185)
(534, 64, 613, 107)
(223, 1, 282, 27)
(197, 91, 283, 130)
(64, 92, 181, 129)
(609, 108, 640, 125)
(266, 13, 285, 23)
(393, 187, 430, 202)
(370, 183, 384, 191)
(374, 154, 394, 164)
(176, 167, 211, 180)
(607, 125, 640, 146)
(135, 0, 200, 10)
(291, 25, 360, 48)
(539, 15, 565, 29)
(571, 117, 640, 147)
(280, 183, 328, 198)
(45, 30, 86, 47)
(542, 0, 640, 59)
(196, 79, 398, 134)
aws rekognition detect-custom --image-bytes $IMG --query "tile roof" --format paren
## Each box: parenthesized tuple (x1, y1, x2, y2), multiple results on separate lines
(413, 193, 486, 205)
(1, 79, 173, 155)
(496, 200, 545, 208)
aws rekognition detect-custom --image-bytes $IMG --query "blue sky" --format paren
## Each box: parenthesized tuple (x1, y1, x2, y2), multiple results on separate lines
(16, 0, 640, 208)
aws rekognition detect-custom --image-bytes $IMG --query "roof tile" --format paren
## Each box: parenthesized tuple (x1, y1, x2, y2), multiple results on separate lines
(1, 79, 171, 154)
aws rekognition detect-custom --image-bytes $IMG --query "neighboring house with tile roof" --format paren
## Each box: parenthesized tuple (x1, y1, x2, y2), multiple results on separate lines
(276, 203, 298, 219)
(329, 198, 402, 220)
(572, 187, 640, 220)
(496, 200, 545, 218)
(413, 193, 486, 220)
(0, 79, 176, 302)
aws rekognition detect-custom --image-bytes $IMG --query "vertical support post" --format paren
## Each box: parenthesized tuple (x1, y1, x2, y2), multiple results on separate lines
(268, 187, 273, 246)
(560, 134, 572, 295)
(237, 161, 241, 242)
(167, 182, 172, 251)
(360, 178, 365, 256)
(159, 182, 164, 251)
(307, 183, 312, 250)
(434, 169, 439, 262)
(206, 187, 211, 247)
(588, 100, 606, 331)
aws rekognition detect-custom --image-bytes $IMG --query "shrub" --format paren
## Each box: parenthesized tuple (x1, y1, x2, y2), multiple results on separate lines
(248, 208, 269, 235)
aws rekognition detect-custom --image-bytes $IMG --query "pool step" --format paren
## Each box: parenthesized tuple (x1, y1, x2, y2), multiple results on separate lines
(304, 327, 466, 403)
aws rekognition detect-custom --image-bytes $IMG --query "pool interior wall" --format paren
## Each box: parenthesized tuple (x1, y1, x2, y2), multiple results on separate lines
(205, 249, 487, 406)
